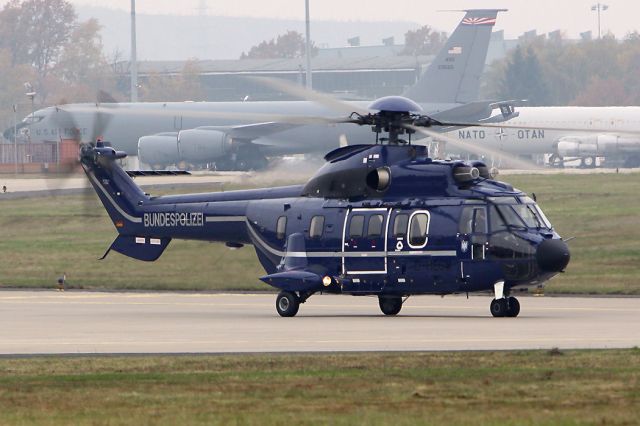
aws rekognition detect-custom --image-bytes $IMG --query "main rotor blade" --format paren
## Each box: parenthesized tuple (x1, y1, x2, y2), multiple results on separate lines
(246, 76, 370, 116)
(406, 124, 542, 170)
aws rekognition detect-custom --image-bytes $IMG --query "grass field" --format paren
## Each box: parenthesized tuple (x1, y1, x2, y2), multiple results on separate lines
(0, 350, 638, 425)
(0, 172, 639, 294)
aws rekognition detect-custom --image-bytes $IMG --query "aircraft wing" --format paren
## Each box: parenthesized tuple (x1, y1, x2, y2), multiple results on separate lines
(194, 122, 301, 141)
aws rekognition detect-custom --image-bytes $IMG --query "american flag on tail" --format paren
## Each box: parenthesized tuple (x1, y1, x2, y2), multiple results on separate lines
(462, 17, 497, 26)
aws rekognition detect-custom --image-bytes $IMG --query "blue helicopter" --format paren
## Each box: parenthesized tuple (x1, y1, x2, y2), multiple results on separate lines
(79, 96, 570, 318)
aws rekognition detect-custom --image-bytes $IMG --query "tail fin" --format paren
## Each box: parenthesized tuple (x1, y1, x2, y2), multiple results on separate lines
(81, 144, 147, 231)
(82, 144, 174, 261)
(403, 9, 507, 104)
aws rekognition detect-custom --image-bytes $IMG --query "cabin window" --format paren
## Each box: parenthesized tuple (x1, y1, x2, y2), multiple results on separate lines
(408, 212, 430, 248)
(392, 214, 409, 238)
(367, 214, 384, 237)
(309, 216, 325, 238)
(276, 216, 287, 240)
(349, 215, 365, 238)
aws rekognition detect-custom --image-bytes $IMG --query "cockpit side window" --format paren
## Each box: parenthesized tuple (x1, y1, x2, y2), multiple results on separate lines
(533, 205, 552, 228)
(459, 207, 474, 234)
(489, 206, 508, 233)
(512, 205, 540, 228)
(459, 206, 487, 234)
(496, 205, 526, 228)
(473, 208, 487, 233)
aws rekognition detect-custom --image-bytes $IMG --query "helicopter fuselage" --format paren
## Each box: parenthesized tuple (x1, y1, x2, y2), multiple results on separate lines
(85, 144, 569, 308)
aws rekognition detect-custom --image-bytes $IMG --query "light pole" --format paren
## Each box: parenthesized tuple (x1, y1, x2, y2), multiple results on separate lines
(591, 3, 609, 39)
(304, 0, 312, 89)
(13, 104, 17, 174)
(130, 0, 139, 102)
(24, 82, 35, 146)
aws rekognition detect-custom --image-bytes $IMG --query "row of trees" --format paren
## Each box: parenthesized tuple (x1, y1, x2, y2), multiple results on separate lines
(483, 33, 640, 106)
(240, 25, 447, 59)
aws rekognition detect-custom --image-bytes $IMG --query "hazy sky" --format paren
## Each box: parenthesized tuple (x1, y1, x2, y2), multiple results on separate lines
(63, 0, 639, 39)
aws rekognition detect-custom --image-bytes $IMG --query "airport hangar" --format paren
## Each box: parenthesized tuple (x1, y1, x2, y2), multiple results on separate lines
(110, 30, 533, 102)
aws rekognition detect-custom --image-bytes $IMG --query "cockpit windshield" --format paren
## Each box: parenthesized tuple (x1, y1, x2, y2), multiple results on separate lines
(489, 197, 552, 230)
(22, 115, 44, 125)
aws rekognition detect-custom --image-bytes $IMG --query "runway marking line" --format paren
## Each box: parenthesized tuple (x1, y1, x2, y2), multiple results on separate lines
(0, 298, 637, 313)
(1, 336, 638, 347)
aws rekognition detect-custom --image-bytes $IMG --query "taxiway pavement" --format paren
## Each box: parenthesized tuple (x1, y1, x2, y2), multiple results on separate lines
(0, 291, 638, 355)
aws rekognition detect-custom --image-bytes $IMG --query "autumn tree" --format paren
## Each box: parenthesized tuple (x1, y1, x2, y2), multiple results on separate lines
(402, 25, 448, 56)
(241, 31, 317, 59)
(141, 60, 205, 102)
(482, 33, 640, 106)
(0, 48, 36, 131)
(0, 0, 120, 132)
(0, 0, 75, 80)
(491, 45, 551, 106)
(52, 18, 116, 102)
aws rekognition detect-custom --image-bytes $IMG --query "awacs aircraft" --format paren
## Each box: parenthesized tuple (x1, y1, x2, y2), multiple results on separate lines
(4, 9, 510, 171)
(443, 107, 640, 168)
(79, 96, 570, 317)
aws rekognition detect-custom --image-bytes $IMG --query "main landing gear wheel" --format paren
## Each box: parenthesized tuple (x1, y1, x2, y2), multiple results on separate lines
(580, 156, 596, 168)
(276, 291, 300, 317)
(378, 296, 403, 316)
(490, 297, 520, 317)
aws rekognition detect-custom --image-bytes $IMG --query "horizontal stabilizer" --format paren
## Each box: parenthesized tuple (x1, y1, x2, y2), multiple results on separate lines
(102, 235, 171, 262)
(126, 170, 191, 177)
(260, 270, 323, 292)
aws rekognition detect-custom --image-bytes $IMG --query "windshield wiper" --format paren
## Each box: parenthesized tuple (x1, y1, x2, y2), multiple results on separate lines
(526, 205, 543, 229)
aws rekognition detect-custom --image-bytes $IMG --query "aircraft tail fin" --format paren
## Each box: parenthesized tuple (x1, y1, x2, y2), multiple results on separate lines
(81, 143, 147, 233)
(403, 9, 506, 104)
(81, 144, 174, 261)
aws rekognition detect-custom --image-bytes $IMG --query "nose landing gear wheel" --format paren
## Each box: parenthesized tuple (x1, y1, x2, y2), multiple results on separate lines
(490, 297, 520, 317)
(506, 296, 520, 317)
(379, 296, 403, 316)
(276, 291, 300, 317)
(490, 298, 507, 317)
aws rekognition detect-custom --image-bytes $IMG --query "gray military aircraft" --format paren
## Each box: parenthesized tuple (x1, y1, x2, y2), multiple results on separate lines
(4, 9, 509, 170)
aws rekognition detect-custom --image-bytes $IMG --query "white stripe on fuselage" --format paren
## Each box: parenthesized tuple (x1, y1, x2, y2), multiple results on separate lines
(243, 217, 455, 259)
(87, 170, 142, 223)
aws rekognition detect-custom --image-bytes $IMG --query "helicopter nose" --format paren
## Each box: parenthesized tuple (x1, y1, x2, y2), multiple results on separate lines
(536, 239, 570, 272)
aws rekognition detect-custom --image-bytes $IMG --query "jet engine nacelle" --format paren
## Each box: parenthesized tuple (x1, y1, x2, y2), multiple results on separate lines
(138, 133, 179, 166)
(177, 128, 231, 163)
(557, 135, 640, 157)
